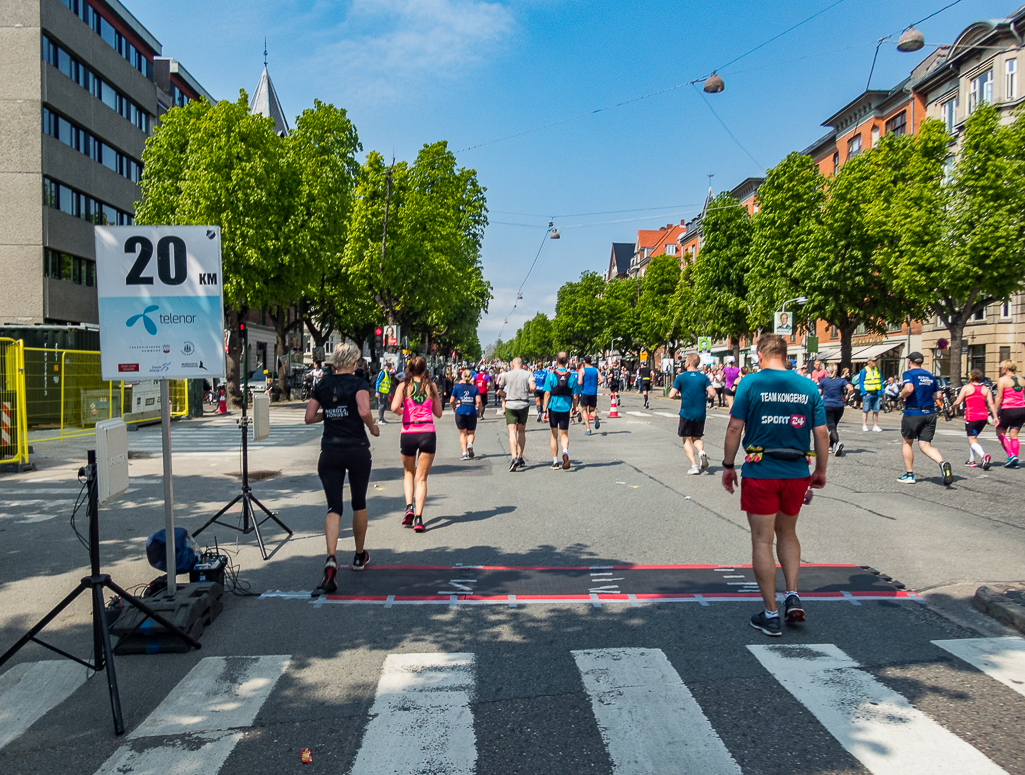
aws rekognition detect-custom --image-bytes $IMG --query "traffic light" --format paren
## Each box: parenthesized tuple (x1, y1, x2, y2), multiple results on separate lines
(374, 327, 384, 350)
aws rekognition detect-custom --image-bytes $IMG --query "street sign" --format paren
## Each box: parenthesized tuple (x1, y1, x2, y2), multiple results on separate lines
(95, 226, 225, 381)
(774, 311, 793, 336)
(806, 335, 819, 353)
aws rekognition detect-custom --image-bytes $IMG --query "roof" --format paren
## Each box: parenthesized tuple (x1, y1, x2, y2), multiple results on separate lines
(102, 0, 161, 54)
(249, 67, 290, 135)
(610, 243, 633, 277)
(155, 58, 214, 103)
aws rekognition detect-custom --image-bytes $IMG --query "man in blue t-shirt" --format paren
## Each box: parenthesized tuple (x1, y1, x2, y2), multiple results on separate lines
(578, 355, 601, 435)
(897, 351, 951, 486)
(669, 352, 716, 475)
(542, 352, 578, 469)
(722, 334, 828, 638)
(450, 370, 481, 460)
(532, 364, 548, 422)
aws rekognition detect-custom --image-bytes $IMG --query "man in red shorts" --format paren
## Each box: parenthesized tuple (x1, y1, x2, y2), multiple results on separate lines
(721, 334, 828, 637)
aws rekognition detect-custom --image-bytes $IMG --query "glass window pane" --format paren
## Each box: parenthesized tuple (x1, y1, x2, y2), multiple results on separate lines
(60, 253, 73, 281)
(100, 17, 115, 48)
(86, 261, 96, 287)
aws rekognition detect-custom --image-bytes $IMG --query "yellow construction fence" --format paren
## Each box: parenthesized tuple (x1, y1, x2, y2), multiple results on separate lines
(0, 338, 29, 466)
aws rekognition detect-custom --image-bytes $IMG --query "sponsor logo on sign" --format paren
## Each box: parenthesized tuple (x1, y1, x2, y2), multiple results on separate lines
(162, 344, 170, 353)
(790, 414, 807, 428)
(149, 362, 171, 373)
(182, 341, 196, 355)
(126, 305, 159, 335)
(118, 363, 140, 372)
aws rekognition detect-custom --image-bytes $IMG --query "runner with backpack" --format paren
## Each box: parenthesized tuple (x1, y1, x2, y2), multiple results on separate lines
(542, 352, 578, 469)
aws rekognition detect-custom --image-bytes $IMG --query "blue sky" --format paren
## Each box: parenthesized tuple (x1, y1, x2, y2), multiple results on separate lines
(129, 0, 1014, 347)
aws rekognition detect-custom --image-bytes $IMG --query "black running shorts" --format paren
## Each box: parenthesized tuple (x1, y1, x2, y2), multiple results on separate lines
(965, 419, 987, 437)
(999, 407, 1025, 430)
(641, 379, 651, 391)
(548, 410, 570, 430)
(317, 445, 372, 515)
(454, 413, 477, 432)
(677, 417, 706, 438)
(901, 413, 937, 442)
(400, 431, 437, 456)
(580, 394, 598, 409)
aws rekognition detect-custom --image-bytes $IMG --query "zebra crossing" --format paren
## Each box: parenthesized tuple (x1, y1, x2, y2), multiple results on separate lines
(2, 637, 1023, 774)
(0, 478, 157, 523)
(126, 420, 319, 456)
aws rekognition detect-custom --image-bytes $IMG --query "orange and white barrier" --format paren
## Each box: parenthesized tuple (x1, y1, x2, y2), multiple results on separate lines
(608, 395, 620, 418)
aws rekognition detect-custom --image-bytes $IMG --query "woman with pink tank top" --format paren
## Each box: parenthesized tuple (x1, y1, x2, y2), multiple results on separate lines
(390, 356, 443, 532)
(995, 359, 1025, 468)
(954, 369, 996, 470)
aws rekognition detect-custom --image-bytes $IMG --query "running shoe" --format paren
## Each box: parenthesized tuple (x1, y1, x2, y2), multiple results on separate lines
(562, 451, 570, 470)
(940, 461, 954, 486)
(412, 515, 425, 533)
(897, 472, 916, 484)
(750, 610, 782, 637)
(688, 464, 701, 475)
(585, 429, 592, 436)
(983, 454, 992, 471)
(594, 416, 600, 430)
(834, 442, 844, 457)
(872, 426, 883, 432)
(783, 594, 805, 623)
(550, 461, 562, 470)
(699, 450, 709, 471)
(1008, 456, 1021, 469)
(402, 505, 414, 526)
(461, 452, 469, 461)
(863, 425, 869, 432)
(509, 458, 519, 472)
(467, 445, 475, 459)
(964, 460, 978, 468)
(517, 457, 526, 470)
(351, 550, 369, 571)
(319, 556, 338, 593)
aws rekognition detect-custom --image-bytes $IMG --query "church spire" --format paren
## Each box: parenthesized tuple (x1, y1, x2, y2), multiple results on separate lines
(249, 40, 289, 136)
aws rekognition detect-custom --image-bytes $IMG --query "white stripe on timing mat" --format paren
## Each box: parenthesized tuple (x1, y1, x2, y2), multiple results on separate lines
(932, 637, 1025, 699)
(572, 648, 741, 775)
(351, 653, 476, 775)
(748, 644, 1007, 775)
(93, 656, 290, 775)
(0, 661, 88, 751)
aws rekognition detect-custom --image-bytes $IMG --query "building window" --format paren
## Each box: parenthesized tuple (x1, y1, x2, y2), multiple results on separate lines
(968, 344, 986, 375)
(58, 0, 153, 80)
(1002, 300, 1012, 318)
(43, 176, 133, 225)
(942, 98, 957, 131)
(832, 152, 839, 172)
(871, 126, 880, 147)
(885, 111, 907, 136)
(970, 307, 987, 322)
(847, 134, 862, 158)
(887, 319, 904, 332)
(1007, 59, 1018, 101)
(42, 108, 143, 183)
(970, 70, 993, 113)
(665, 243, 676, 256)
(44, 248, 96, 287)
(855, 321, 867, 336)
(1000, 346, 1011, 363)
(830, 325, 838, 339)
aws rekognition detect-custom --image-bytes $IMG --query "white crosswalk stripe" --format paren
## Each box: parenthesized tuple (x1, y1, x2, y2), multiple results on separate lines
(653, 411, 679, 418)
(93, 655, 290, 775)
(0, 661, 88, 751)
(749, 643, 1008, 775)
(626, 411, 652, 417)
(351, 653, 476, 775)
(932, 636, 1025, 698)
(127, 423, 319, 455)
(573, 648, 741, 774)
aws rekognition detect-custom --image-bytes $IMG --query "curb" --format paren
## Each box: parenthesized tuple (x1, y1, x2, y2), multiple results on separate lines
(973, 585, 1025, 633)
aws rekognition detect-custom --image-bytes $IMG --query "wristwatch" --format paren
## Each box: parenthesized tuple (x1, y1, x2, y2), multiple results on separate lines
(721, 461, 735, 469)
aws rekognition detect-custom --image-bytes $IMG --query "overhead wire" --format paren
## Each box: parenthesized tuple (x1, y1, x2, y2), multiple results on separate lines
(693, 85, 764, 171)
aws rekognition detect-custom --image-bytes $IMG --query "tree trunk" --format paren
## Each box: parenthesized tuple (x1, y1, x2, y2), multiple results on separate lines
(839, 321, 855, 375)
(730, 336, 740, 365)
(268, 306, 303, 398)
(946, 313, 967, 390)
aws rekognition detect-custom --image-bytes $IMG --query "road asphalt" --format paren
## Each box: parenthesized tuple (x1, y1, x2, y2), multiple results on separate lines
(1, 389, 1024, 774)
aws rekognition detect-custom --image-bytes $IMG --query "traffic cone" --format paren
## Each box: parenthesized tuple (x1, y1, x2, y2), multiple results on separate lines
(608, 394, 619, 418)
(216, 387, 228, 415)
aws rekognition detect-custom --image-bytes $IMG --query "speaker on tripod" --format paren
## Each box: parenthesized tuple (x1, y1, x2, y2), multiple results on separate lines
(192, 320, 292, 559)
(0, 448, 201, 735)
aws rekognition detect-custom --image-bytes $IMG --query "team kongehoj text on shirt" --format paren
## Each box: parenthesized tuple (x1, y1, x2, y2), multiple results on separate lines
(730, 369, 826, 479)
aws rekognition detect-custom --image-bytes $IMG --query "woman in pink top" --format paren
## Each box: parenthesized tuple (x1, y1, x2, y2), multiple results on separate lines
(995, 359, 1025, 468)
(391, 356, 443, 532)
(953, 369, 996, 469)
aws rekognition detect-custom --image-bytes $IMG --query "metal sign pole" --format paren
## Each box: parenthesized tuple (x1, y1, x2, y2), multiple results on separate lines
(159, 379, 176, 595)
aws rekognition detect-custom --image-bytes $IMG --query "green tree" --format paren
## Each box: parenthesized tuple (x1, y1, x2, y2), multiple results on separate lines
(602, 277, 640, 357)
(692, 194, 755, 361)
(875, 106, 1025, 387)
(554, 272, 607, 354)
(135, 93, 299, 403)
(636, 253, 682, 357)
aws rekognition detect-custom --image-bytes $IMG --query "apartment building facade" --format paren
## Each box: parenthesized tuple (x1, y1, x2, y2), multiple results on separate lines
(1, 0, 211, 327)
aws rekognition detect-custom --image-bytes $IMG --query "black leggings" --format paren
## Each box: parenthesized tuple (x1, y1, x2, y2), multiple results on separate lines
(318, 445, 372, 515)
(825, 406, 844, 446)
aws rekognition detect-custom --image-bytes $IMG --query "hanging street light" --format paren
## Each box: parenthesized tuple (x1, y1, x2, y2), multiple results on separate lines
(897, 26, 925, 52)
(703, 72, 724, 93)
(550, 229, 560, 239)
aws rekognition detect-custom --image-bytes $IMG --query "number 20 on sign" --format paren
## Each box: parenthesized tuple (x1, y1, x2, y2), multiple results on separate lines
(95, 226, 226, 382)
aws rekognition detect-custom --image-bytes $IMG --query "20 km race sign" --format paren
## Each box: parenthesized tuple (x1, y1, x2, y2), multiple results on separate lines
(96, 226, 225, 381)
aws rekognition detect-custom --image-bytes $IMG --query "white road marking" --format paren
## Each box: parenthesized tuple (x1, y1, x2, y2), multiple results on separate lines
(654, 411, 678, 418)
(0, 661, 88, 751)
(749, 643, 1007, 775)
(93, 656, 290, 775)
(626, 411, 653, 417)
(3, 499, 77, 507)
(351, 653, 476, 775)
(128, 655, 290, 738)
(573, 647, 742, 774)
(932, 637, 1025, 698)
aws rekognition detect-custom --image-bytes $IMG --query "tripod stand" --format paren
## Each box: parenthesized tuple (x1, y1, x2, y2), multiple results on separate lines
(192, 322, 292, 559)
(0, 451, 201, 735)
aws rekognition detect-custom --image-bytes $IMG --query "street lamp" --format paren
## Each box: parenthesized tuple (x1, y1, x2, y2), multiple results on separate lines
(780, 296, 808, 313)
(703, 72, 724, 93)
(897, 26, 925, 52)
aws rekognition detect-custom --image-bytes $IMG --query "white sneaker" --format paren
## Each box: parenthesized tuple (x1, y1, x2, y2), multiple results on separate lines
(862, 425, 869, 432)
(872, 426, 882, 432)
(699, 450, 709, 471)
(688, 464, 701, 475)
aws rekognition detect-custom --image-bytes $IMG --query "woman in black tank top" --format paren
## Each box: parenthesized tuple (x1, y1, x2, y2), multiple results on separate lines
(305, 343, 380, 590)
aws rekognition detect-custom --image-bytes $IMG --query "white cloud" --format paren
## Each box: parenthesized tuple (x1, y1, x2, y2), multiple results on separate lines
(303, 0, 517, 103)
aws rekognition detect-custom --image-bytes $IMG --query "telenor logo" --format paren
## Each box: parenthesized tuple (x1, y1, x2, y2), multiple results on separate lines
(127, 305, 159, 335)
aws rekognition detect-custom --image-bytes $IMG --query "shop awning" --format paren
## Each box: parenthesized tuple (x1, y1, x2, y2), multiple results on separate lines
(810, 348, 842, 362)
(851, 342, 904, 361)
